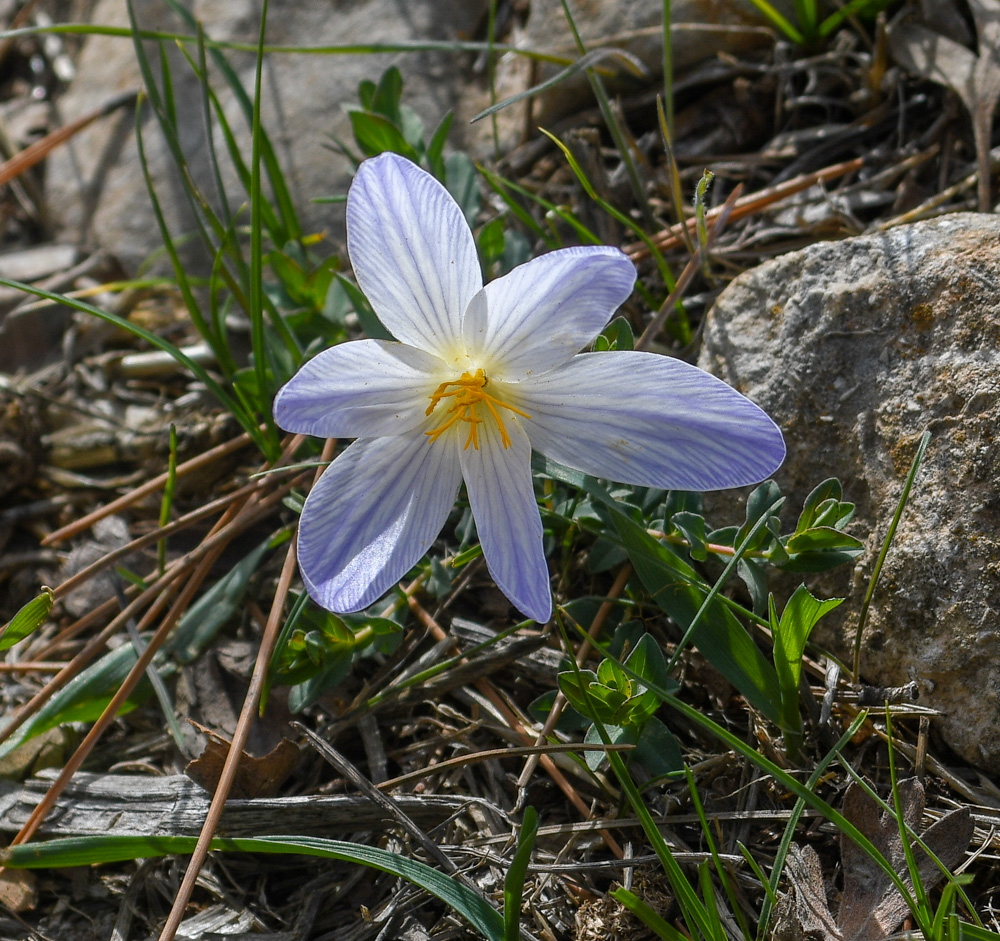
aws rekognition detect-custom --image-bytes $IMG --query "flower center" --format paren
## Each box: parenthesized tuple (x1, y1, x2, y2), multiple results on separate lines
(424, 368, 531, 450)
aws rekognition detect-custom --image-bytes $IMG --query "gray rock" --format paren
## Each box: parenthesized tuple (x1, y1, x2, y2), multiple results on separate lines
(700, 213, 1000, 772)
(46, 0, 486, 273)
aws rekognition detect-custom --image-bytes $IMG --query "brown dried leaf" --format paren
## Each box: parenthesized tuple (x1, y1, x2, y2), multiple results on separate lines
(774, 778, 974, 941)
(0, 869, 37, 913)
(185, 733, 300, 799)
(838, 777, 974, 941)
(771, 844, 842, 941)
(889, 0, 1000, 209)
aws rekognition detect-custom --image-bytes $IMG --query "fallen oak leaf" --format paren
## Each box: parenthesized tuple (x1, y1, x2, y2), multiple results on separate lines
(888, 0, 1000, 210)
(838, 777, 974, 940)
(771, 843, 843, 941)
(772, 778, 973, 941)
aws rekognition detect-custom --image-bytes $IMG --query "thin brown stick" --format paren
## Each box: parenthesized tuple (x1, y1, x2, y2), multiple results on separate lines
(625, 156, 864, 261)
(42, 429, 256, 545)
(0, 661, 67, 672)
(0, 91, 139, 188)
(50, 474, 276, 602)
(5, 512, 242, 850)
(155, 437, 330, 941)
(378, 741, 635, 791)
(156, 518, 301, 941)
(0, 474, 305, 747)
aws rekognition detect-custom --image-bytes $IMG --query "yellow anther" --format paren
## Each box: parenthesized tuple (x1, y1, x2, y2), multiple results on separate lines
(425, 368, 530, 450)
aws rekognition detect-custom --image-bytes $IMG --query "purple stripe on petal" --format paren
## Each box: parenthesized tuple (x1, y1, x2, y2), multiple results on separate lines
(347, 154, 482, 355)
(298, 433, 462, 612)
(518, 351, 786, 491)
(459, 417, 552, 622)
(473, 246, 635, 377)
(274, 339, 443, 439)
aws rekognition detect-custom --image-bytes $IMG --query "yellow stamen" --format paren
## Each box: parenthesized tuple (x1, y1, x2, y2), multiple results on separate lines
(425, 368, 530, 450)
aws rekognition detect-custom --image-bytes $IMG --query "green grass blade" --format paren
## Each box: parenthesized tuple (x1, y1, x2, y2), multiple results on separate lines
(156, 424, 178, 575)
(852, 430, 930, 680)
(661, 0, 674, 138)
(162, 0, 302, 245)
(542, 128, 677, 291)
(195, 24, 233, 228)
(557, 0, 654, 228)
(686, 766, 752, 940)
(740, 0, 805, 43)
(472, 47, 644, 124)
(0, 588, 54, 652)
(1, 834, 504, 941)
(503, 807, 538, 941)
(478, 164, 589, 247)
(757, 711, 868, 939)
(611, 887, 688, 940)
(248, 0, 276, 444)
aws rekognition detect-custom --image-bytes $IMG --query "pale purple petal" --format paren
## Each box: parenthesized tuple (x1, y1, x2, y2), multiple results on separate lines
(347, 153, 482, 354)
(471, 247, 636, 378)
(298, 434, 462, 612)
(274, 339, 443, 439)
(459, 417, 551, 622)
(518, 352, 786, 490)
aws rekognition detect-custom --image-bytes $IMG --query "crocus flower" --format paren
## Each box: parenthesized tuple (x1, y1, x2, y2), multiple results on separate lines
(274, 153, 784, 623)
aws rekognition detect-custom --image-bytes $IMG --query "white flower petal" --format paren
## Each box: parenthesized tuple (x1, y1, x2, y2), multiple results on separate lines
(459, 417, 551, 622)
(519, 352, 786, 490)
(298, 434, 462, 612)
(473, 246, 635, 378)
(274, 339, 443, 439)
(347, 153, 482, 355)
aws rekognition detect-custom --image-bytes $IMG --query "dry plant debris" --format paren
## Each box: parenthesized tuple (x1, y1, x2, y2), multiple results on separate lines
(889, 0, 1000, 210)
(773, 777, 975, 941)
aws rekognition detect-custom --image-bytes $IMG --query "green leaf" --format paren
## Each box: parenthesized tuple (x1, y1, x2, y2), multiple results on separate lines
(737, 557, 769, 615)
(0, 644, 149, 760)
(623, 632, 673, 693)
(504, 807, 538, 941)
(0, 587, 54, 652)
(287, 648, 355, 713)
(770, 586, 842, 757)
(527, 690, 590, 732)
(371, 65, 404, 125)
(737, 479, 782, 550)
(671, 511, 707, 561)
(337, 273, 393, 340)
(426, 110, 454, 179)
(773, 586, 843, 686)
(348, 110, 420, 161)
(610, 511, 781, 722)
(584, 722, 633, 771)
(557, 669, 600, 718)
(633, 716, 683, 777)
(797, 478, 843, 530)
(786, 526, 864, 554)
(596, 655, 630, 693)
(477, 216, 506, 268)
(594, 315, 634, 352)
(2, 834, 504, 940)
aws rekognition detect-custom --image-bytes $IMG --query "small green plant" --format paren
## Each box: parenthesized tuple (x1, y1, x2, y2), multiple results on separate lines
(745, 0, 897, 46)
(556, 626, 682, 777)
